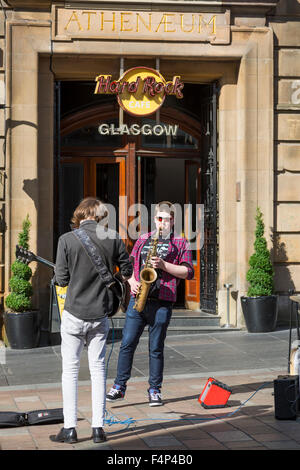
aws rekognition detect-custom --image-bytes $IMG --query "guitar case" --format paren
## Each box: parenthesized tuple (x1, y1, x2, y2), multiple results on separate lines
(0, 409, 64, 428)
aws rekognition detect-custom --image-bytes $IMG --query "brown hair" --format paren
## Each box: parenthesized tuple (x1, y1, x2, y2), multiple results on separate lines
(71, 197, 108, 228)
(154, 201, 175, 219)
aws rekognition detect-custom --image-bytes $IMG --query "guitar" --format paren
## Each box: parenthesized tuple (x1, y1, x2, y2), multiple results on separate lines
(15, 245, 130, 317)
(16, 245, 55, 270)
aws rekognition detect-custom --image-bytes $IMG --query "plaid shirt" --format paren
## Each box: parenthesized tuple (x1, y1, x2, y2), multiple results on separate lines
(130, 231, 194, 303)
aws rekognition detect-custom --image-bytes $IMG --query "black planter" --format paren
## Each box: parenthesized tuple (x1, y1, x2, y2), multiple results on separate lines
(241, 295, 278, 333)
(4, 311, 40, 349)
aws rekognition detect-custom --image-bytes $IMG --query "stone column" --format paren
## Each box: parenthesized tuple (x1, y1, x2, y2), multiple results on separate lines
(5, 20, 52, 327)
(235, 28, 274, 328)
(217, 28, 274, 328)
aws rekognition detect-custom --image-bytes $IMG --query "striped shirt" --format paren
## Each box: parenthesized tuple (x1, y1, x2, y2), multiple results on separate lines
(130, 231, 194, 303)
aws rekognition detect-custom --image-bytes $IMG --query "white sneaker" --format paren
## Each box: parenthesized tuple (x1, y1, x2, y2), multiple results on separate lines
(148, 389, 163, 406)
(106, 385, 125, 402)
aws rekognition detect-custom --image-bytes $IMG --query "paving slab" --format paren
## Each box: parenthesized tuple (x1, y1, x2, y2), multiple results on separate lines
(1, 368, 298, 451)
(0, 328, 300, 451)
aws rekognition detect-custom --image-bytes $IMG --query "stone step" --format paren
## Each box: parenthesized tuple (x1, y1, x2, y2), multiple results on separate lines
(111, 310, 222, 328)
(107, 310, 241, 340)
(107, 325, 241, 341)
(166, 326, 241, 335)
(48, 312, 239, 346)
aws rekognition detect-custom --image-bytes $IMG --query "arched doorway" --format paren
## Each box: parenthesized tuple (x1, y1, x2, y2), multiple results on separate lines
(55, 84, 217, 313)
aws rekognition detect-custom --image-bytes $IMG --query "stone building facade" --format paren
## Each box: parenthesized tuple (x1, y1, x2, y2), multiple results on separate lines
(0, 0, 299, 338)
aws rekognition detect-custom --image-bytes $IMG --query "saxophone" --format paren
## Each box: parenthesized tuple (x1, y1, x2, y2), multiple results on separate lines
(134, 229, 162, 312)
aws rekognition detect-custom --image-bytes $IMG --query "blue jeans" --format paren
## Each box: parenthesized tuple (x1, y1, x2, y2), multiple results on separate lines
(115, 296, 172, 391)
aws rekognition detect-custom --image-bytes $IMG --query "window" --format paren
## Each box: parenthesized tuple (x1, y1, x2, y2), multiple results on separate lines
(141, 118, 198, 149)
(61, 119, 122, 147)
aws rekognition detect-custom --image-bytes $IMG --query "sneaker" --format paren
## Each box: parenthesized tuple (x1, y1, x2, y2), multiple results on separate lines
(106, 384, 125, 402)
(148, 388, 163, 407)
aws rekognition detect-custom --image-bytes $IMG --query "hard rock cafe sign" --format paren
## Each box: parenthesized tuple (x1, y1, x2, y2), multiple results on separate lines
(94, 67, 184, 117)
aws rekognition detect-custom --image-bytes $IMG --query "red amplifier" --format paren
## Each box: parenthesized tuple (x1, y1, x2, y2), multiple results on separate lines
(198, 377, 232, 409)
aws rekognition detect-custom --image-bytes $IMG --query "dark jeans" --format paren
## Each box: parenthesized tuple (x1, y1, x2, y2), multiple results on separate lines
(115, 296, 172, 391)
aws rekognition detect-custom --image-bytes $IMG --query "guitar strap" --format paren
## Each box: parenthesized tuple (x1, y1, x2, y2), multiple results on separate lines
(73, 228, 115, 288)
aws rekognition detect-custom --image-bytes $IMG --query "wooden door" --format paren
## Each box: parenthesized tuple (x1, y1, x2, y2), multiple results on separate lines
(185, 160, 201, 308)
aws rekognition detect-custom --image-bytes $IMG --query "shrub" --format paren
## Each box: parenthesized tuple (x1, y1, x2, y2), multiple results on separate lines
(5, 215, 33, 312)
(9, 277, 33, 297)
(246, 207, 274, 297)
(10, 260, 32, 281)
(5, 293, 32, 312)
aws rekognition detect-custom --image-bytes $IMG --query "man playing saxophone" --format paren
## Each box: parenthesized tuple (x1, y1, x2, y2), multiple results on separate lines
(106, 201, 194, 406)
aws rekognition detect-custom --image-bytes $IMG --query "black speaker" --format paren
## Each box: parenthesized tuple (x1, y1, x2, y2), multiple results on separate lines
(273, 375, 299, 420)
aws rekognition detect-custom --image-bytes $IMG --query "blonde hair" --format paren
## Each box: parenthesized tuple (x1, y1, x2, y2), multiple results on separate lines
(71, 197, 107, 228)
(154, 201, 175, 219)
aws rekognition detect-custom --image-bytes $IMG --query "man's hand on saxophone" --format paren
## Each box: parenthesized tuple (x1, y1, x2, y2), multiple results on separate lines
(150, 256, 189, 279)
(149, 256, 165, 270)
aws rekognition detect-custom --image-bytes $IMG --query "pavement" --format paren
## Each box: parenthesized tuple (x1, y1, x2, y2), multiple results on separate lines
(1, 326, 300, 452)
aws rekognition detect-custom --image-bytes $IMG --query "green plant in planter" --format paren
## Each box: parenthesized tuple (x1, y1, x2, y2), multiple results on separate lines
(246, 207, 274, 297)
(5, 215, 33, 312)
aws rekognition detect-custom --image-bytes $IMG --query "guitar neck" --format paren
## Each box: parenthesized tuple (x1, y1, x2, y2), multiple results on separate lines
(34, 255, 55, 270)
